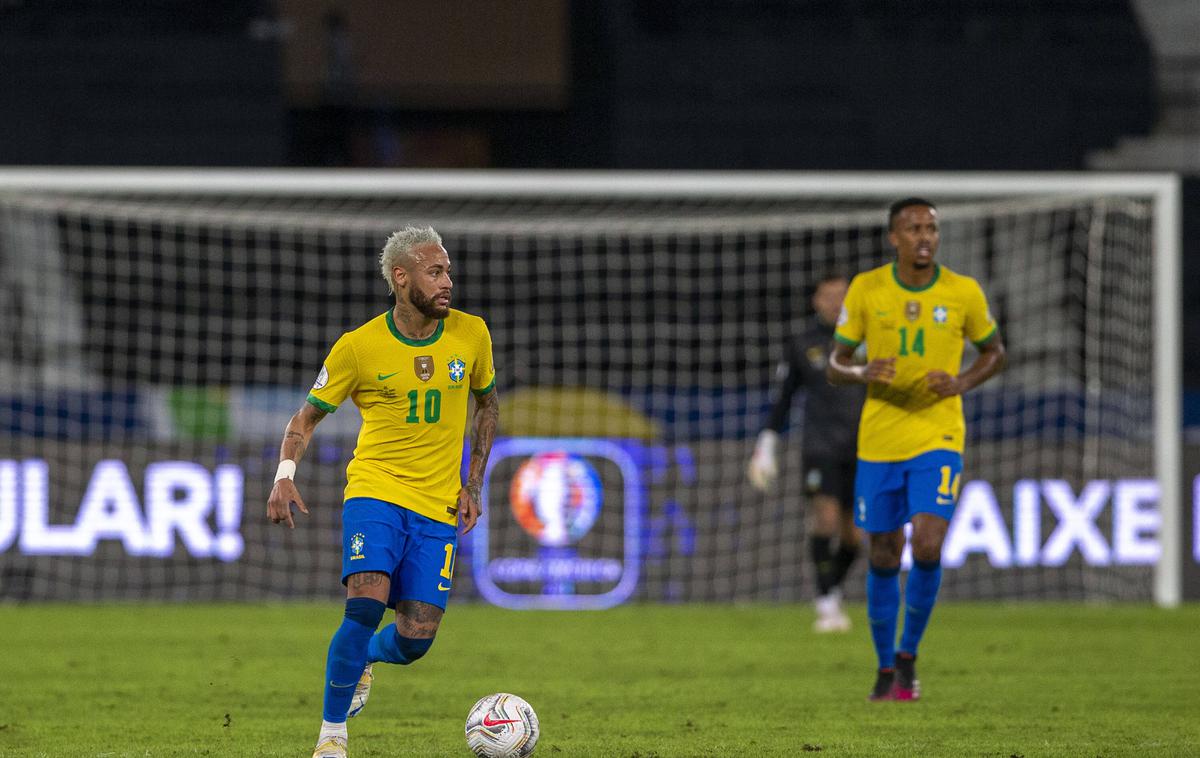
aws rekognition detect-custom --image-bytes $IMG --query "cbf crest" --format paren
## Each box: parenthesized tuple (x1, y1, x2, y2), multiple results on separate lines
(905, 300, 921, 322)
(448, 355, 467, 384)
(349, 532, 366, 561)
(414, 355, 434, 382)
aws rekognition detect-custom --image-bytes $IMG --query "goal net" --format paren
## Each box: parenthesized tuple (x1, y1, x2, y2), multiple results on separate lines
(0, 171, 1180, 606)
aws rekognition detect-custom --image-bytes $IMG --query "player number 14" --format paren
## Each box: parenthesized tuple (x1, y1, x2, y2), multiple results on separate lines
(937, 465, 962, 500)
(898, 326, 925, 357)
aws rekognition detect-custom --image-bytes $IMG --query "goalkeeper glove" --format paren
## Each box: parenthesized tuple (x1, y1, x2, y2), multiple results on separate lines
(747, 429, 780, 493)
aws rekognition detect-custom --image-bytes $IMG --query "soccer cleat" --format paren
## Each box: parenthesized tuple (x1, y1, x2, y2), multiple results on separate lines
(892, 653, 920, 701)
(813, 592, 852, 633)
(347, 664, 373, 718)
(868, 668, 895, 701)
(312, 735, 347, 758)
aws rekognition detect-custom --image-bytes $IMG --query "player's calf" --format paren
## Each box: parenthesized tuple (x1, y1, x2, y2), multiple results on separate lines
(368, 624, 435, 665)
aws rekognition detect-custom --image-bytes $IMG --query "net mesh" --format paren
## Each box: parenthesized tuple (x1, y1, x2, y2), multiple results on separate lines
(0, 183, 1157, 603)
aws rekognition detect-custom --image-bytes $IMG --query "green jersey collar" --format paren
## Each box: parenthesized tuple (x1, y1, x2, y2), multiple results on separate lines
(386, 309, 445, 346)
(891, 262, 940, 293)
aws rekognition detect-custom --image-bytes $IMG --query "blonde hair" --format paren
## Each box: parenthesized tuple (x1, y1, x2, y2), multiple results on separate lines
(379, 226, 442, 294)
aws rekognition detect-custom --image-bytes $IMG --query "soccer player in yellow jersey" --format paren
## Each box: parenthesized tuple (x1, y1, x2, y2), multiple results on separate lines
(827, 198, 1005, 702)
(266, 226, 499, 758)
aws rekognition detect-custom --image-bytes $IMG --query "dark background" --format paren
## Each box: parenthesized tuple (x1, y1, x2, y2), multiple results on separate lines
(0, 1, 1195, 396)
(0, 0, 1194, 395)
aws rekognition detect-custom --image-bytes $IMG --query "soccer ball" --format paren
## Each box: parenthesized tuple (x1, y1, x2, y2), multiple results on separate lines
(464, 692, 540, 757)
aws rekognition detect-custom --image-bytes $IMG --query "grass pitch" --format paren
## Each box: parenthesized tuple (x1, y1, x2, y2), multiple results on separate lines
(1, 602, 1197, 757)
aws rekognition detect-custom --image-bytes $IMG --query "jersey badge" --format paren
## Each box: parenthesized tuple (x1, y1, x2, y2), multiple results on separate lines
(313, 365, 329, 390)
(349, 532, 366, 560)
(905, 300, 920, 322)
(414, 355, 435, 382)
(448, 356, 466, 383)
(933, 305, 948, 324)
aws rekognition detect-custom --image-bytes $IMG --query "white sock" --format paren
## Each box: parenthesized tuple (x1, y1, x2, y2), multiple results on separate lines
(319, 720, 348, 741)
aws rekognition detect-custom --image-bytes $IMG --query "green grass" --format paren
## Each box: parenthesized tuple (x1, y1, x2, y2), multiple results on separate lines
(1, 603, 1198, 757)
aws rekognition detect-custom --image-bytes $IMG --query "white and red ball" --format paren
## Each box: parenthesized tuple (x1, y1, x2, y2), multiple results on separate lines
(464, 693, 540, 758)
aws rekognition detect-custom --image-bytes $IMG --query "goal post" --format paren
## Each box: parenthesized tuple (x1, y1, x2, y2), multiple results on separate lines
(0, 169, 1182, 607)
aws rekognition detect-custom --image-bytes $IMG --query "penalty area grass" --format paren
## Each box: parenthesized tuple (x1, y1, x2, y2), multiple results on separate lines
(0, 602, 1197, 757)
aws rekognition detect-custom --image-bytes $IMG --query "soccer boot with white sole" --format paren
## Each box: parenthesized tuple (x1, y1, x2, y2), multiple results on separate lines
(347, 664, 373, 718)
(892, 653, 920, 701)
(867, 668, 895, 701)
(312, 735, 347, 758)
(813, 590, 851, 633)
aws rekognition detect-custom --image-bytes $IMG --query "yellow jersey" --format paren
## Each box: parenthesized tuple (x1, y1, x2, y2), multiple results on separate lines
(307, 308, 496, 525)
(834, 263, 997, 462)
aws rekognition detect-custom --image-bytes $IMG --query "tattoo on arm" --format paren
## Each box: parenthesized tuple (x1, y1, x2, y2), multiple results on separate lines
(466, 389, 499, 494)
(283, 430, 308, 460)
(279, 402, 326, 464)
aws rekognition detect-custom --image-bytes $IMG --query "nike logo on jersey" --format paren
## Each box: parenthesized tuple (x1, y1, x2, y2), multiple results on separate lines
(377, 371, 399, 381)
(438, 582, 452, 591)
(482, 715, 520, 727)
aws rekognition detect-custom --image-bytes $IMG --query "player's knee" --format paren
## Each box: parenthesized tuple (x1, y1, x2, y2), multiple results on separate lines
(345, 597, 387, 629)
(868, 538, 902, 568)
(396, 634, 434, 664)
(396, 600, 444, 639)
(909, 532, 944, 563)
(911, 541, 941, 564)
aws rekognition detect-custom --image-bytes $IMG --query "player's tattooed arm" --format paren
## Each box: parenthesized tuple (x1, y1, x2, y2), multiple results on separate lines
(458, 387, 499, 534)
(267, 402, 327, 528)
(281, 402, 327, 463)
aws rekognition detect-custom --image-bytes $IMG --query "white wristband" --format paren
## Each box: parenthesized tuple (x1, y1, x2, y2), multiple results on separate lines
(274, 459, 297, 482)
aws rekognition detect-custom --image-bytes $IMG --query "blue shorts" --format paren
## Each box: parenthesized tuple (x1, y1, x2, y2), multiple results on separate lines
(341, 497, 458, 610)
(853, 450, 963, 533)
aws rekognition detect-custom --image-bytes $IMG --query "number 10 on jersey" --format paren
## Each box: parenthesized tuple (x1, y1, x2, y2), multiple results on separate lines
(405, 389, 442, 423)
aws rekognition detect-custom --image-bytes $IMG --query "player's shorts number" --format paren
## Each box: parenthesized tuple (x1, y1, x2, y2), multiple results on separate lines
(937, 465, 962, 500)
(898, 326, 925, 357)
(439, 542, 455, 579)
(405, 389, 442, 423)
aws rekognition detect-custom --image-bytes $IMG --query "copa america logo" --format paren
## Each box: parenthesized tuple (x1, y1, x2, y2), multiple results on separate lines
(473, 437, 643, 610)
(509, 452, 602, 547)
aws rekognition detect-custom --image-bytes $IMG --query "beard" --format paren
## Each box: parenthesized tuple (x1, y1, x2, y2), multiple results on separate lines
(409, 286, 450, 319)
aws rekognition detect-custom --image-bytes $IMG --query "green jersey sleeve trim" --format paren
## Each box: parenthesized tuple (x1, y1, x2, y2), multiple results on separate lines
(306, 393, 338, 414)
(834, 333, 861, 348)
(385, 309, 445, 347)
(471, 376, 496, 397)
(971, 325, 998, 348)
